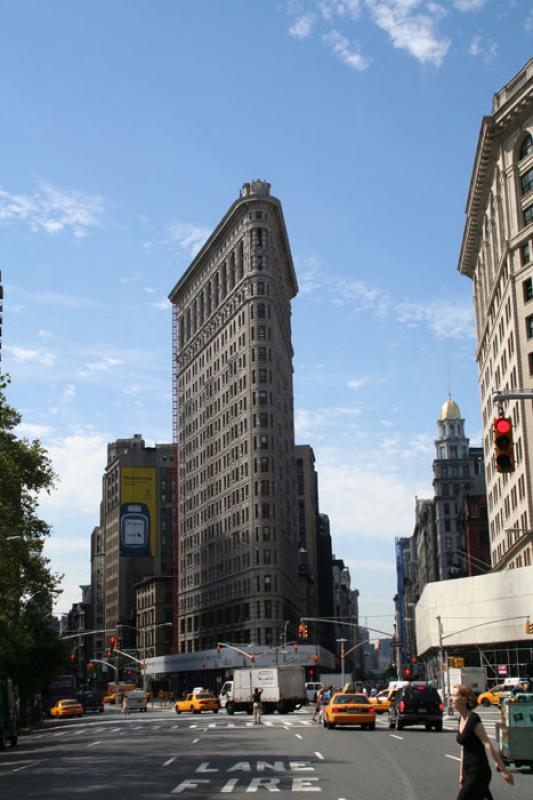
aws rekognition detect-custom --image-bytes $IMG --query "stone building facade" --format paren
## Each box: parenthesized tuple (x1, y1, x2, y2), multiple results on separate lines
(459, 57, 533, 571)
(168, 181, 301, 652)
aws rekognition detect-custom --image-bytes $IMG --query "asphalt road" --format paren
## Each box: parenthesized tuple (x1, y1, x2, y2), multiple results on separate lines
(0, 706, 529, 799)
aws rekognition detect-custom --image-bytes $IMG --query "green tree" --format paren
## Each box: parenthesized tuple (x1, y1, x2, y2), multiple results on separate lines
(0, 375, 68, 709)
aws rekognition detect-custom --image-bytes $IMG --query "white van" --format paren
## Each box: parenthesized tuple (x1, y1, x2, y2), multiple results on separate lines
(124, 690, 147, 712)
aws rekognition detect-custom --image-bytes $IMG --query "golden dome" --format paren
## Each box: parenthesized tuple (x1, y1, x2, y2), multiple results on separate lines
(440, 397, 461, 420)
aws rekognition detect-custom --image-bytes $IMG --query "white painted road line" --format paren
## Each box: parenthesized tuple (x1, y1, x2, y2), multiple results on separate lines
(13, 762, 37, 773)
(164, 757, 177, 766)
(192, 738, 200, 743)
(87, 741, 101, 747)
(390, 734, 404, 740)
(445, 754, 461, 762)
(314, 752, 325, 760)
(295, 734, 303, 740)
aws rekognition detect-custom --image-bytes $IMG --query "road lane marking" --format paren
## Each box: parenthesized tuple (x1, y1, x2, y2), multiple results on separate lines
(87, 741, 101, 747)
(445, 755, 460, 762)
(314, 752, 324, 760)
(110, 727, 121, 732)
(189, 724, 198, 728)
(13, 762, 37, 773)
(164, 757, 177, 766)
(390, 734, 404, 740)
(295, 734, 303, 739)
(192, 738, 200, 743)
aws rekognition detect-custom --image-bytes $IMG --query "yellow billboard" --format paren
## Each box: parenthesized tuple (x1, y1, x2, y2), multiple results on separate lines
(120, 467, 157, 557)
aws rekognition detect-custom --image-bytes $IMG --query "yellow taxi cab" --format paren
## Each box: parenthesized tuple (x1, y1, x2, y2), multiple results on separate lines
(369, 688, 397, 714)
(323, 692, 375, 730)
(477, 684, 508, 706)
(175, 691, 220, 714)
(50, 698, 84, 718)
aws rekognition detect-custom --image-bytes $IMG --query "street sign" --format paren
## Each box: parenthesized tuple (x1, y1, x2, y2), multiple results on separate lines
(497, 664, 508, 676)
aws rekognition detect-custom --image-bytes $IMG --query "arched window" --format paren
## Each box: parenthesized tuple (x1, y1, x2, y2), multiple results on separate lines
(519, 133, 533, 161)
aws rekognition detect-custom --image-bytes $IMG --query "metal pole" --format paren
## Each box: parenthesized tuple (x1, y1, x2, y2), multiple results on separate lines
(437, 616, 447, 710)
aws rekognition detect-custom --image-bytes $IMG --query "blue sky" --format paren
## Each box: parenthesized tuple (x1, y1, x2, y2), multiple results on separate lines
(2, 0, 533, 630)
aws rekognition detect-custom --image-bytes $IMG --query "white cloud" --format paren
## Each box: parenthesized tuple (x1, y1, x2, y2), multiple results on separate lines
(0, 182, 103, 237)
(77, 356, 123, 379)
(348, 377, 371, 389)
(524, 10, 533, 34)
(15, 421, 54, 438)
(323, 29, 370, 69)
(365, 0, 451, 66)
(469, 34, 497, 62)
(4, 344, 56, 365)
(63, 384, 76, 400)
(37, 329, 53, 339)
(150, 298, 171, 311)
(163, 222, 211, 257)
(38, 432, 108, 516)
(454, 0, 485, 10)
(289, 14, 316, 39)
(318, 0, 362, 20)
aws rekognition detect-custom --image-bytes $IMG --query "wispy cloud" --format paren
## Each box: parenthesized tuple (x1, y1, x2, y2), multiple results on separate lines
(15, 421, 54, 439)
(454, 0, 485, 10)
(348, 376, 372, 390)
(4, 344, 56, 366)
(289, 14, 316, 39)
(0, 182, 104, 237)
(318, 0, 362, 21)
(62, 384, 76, 401)
(366, 0, 450, 67)
(163, 222, 211, 257)
(150, 298, 171, 311)
(323, 29, 370, 69)
(77, 356, 123, 379)
(469, 34, 497, 62)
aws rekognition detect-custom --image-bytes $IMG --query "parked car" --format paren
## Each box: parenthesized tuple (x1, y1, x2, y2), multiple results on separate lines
(175, 692, 220, 714)
(323, 693, 375, 730)
(49, 699, 84, 719)
(388, 683, 443, 731)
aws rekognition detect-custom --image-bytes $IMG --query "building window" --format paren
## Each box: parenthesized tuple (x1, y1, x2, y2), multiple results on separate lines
(259, 434, 268, 449)
(526, 315, 533, 339)
(524, 277, 533, 302)
(522, 243, 531, 265)
(521, 168, 533, 196)
(520, 133, 533, 161)
(529, 352, 533, 376)
(524, 205, 533, 227)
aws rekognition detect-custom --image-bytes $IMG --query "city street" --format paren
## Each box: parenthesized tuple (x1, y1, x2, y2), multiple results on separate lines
(0, 706, 528, 799)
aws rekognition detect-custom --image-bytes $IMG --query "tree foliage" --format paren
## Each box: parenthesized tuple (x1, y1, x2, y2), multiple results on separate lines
(0, 375, 69, 695)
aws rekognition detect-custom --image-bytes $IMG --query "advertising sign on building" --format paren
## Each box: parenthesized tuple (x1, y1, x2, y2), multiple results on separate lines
(120, 467, 157, 556)
(497, 664, 508, 676)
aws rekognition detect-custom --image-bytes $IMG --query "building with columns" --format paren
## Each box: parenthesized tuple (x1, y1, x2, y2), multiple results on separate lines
(168, 180, 301, 653)
(458, 57, 533, 571)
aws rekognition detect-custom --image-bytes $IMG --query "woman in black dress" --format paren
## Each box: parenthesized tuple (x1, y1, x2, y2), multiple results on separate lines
(452, 684, 514, 799)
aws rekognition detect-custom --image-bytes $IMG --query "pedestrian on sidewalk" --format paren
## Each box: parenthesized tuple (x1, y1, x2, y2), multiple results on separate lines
(312, 688, 323, 722)
(452, 683, 514, 799)
(122, 694, 129, 716)
(252, 687, 263, 724)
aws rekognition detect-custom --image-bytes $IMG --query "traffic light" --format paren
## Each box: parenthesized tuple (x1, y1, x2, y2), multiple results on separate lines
(298, 624, 308, 640)
(87, 662, 94, 671)
(312, 654, 319, 664)
(109, 636, 116, 647)
(403, 666, 413, 679)
(493, 417, 515, 473)
(68, 652, 76, 663)
(525, 618, 533, 635)
(105, 648, 112, 658)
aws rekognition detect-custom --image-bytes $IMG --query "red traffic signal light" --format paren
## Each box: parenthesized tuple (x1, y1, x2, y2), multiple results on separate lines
(493, 417, 515, 473)
(312, 654, 319, 664)
(105, 648, 112, 658)
(109, 636, 116, 647)
(403, 667, 413, 679)
(87, 662, 94, 671)
(68, 652, 76, 663)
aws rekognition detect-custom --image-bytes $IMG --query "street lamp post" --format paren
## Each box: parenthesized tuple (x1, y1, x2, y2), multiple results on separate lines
(336, 638, 347, 687)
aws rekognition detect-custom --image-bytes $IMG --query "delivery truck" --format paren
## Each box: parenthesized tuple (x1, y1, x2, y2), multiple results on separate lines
(447, 666, 487, 694)
(220, 666, 306, 715)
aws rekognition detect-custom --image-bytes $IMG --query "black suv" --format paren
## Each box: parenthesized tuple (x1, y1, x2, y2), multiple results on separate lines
(388, 683, 443, 732)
